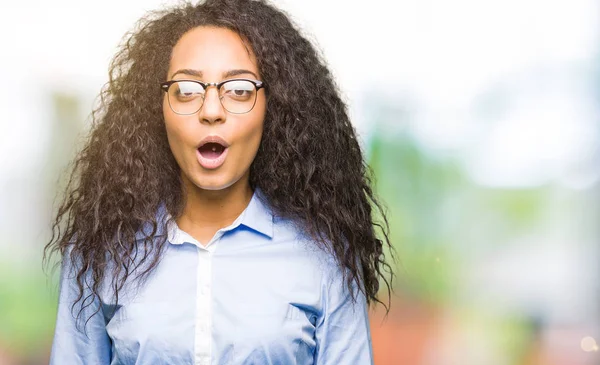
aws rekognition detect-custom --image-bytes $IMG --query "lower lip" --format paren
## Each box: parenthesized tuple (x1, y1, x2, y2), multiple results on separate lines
(196, 147, 229, 169)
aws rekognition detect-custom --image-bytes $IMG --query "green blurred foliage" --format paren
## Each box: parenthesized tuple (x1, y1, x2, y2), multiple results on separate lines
(368, 126, 548, 306)
(368, 128, 464, 304)
(0, 257, 58, 358)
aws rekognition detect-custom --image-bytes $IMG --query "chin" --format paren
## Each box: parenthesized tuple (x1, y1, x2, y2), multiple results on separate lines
(192, 174, 238, 191)
(194, 181, 232, 191)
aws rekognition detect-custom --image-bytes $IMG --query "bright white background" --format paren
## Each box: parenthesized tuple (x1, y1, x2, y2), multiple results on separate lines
(1, 0, 598, 185)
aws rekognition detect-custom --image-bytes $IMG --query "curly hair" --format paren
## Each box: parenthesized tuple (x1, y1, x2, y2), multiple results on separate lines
(43, 0, 395, 328)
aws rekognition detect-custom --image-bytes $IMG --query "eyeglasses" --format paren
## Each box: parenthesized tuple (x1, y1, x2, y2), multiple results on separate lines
(160, 78, 265, 115)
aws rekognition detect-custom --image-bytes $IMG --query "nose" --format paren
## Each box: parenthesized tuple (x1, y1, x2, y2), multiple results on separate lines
(199, 85, 225, 124)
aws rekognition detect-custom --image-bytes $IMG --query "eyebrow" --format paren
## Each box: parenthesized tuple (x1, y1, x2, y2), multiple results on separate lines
(170, 68, 259, 80)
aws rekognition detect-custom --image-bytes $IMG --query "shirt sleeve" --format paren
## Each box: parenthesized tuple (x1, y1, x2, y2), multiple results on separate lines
(314, 259, 374, 365)
(49, 247, 112, 364)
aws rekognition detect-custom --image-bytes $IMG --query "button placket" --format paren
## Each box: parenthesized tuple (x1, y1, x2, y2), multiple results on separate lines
(195, 247, 212, 365)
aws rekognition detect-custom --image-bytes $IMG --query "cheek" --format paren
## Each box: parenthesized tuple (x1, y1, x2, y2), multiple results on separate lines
(235, 97, 265, 150)
(162, 114, 189, 163)
(163, 119, 179, 147)
(231, 119, 263, 167)
(163, 99, 188, 144)
(245, 118, 264, 150)
(247, 101, 266, 146)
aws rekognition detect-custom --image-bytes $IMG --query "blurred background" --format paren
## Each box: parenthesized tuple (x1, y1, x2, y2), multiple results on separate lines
(0, 0, 599, 364)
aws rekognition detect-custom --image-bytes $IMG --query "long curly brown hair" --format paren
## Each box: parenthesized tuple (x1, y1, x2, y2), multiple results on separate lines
(43, 0, 395, 328)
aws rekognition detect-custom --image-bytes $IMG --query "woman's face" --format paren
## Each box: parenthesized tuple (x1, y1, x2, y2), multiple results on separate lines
(163, 26, 266, 192)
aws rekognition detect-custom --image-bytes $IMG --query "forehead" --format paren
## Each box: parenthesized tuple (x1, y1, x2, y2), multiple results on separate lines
(168, 26, 259, 78)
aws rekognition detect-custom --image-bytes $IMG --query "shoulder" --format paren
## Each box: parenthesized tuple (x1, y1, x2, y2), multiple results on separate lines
(272, 216, 335, 263)
(271, 216, 351, 293)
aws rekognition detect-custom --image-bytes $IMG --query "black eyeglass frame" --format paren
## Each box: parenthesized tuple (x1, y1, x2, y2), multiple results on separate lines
(160, 78, 266, 115)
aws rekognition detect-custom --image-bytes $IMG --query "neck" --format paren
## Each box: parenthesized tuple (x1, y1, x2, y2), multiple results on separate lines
(177, 175, 254, 243)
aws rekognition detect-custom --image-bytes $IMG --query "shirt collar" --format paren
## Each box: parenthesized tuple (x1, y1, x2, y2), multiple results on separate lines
(161, 187, 274, 245)
(239, 187, 274, 239)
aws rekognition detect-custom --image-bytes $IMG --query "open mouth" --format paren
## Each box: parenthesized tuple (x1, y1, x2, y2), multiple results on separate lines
(198, 142, 226, 159)
(196, 137, 229, 170)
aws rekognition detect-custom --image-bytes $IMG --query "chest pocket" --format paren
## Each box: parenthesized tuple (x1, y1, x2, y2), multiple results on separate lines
(230, 304, 316, 365)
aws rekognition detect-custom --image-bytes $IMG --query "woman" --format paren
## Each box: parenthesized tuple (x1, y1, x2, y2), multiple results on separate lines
(45, 0, 395, 363)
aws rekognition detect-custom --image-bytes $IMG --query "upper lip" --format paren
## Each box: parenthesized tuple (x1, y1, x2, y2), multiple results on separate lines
(197, 135, 230, 149)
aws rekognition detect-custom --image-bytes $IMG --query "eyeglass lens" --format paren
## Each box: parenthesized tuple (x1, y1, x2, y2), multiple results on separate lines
(167, 80, 258, 114)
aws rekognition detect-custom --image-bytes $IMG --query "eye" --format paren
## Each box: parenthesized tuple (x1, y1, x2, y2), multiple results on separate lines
(222, 80, 255, 101)
(172, 81, 204, 101)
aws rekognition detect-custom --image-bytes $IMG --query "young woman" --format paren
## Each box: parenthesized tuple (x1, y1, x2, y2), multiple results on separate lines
(45, 0, 394, 363)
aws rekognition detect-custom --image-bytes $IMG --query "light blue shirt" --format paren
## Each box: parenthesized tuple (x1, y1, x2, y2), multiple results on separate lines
(49, 189, 374, 364)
